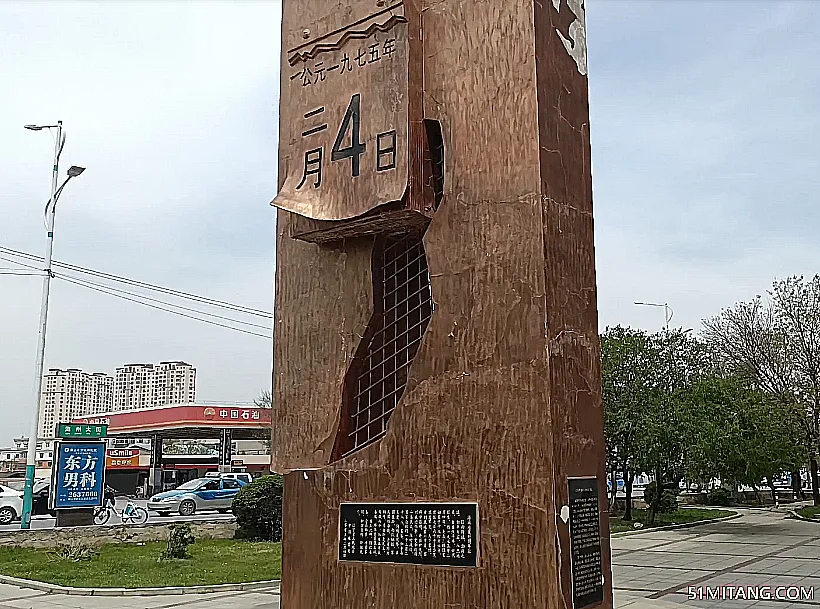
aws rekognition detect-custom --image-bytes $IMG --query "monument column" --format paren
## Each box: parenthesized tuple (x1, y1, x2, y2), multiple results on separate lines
(271, 1, 611, 608)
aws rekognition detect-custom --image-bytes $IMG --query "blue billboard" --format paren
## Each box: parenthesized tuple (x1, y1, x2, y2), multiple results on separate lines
(53, 442, 106, 509)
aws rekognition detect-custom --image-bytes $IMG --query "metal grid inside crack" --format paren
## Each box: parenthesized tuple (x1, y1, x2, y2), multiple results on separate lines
(342, 233, 433, 457)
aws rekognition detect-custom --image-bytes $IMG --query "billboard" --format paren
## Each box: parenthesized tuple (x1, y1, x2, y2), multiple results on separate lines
(52, 442, 106, 509)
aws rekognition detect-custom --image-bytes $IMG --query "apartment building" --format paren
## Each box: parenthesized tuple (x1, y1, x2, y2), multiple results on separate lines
(114, 361, 196, 411)
(38, 369, 114, 438)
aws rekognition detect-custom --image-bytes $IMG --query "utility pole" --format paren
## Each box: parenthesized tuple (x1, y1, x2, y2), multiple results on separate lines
(21, 121, 85, 529)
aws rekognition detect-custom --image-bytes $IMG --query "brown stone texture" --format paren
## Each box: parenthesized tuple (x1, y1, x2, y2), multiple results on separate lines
(271, 0, 611, 607)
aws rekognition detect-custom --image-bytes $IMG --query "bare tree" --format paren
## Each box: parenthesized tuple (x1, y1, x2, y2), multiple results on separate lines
(703, 279, 820, 505)
(702, 296, 795, 397)
(255, 389, 272, 409)
(254, 389, 272, 454)
(771, 276, 820, 505)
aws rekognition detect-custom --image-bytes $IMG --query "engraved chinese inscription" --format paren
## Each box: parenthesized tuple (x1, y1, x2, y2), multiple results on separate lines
(568, 477, 604, 608)
(294, 94, 398, 192)
(339, 503, 478, 567)
(272, 13, 410, 221)
(290, 36, 399, 88)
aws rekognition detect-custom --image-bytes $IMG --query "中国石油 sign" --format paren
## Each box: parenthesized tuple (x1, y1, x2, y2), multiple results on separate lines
(52, 442, 106, 509)
(271, 5, 410, 221)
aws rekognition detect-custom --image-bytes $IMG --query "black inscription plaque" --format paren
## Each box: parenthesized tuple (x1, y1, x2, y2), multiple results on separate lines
(568, 477, 604, 608)
(338, 502, 478, 567)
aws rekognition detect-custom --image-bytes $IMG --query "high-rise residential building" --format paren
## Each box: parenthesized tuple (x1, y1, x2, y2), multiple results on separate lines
(113, 361, 196, 411)
(38, 369, 114, 438)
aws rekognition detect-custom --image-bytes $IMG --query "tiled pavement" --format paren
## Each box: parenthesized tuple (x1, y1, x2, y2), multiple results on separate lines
(611, 507, 820, 608)
(0, 507, 816, 608)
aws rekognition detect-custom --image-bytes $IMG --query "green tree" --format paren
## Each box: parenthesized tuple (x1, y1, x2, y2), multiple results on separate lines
(704, 276, 820, 506)
(684, 374, 806, 503)
(636, 329, 709, 525)
(601, 326, 658, 520)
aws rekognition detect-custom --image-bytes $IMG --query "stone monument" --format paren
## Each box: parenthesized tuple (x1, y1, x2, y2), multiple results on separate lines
(270, 1, 612, 607)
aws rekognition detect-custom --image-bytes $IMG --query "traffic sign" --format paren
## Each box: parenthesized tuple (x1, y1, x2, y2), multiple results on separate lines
(56, 422, 108, 439)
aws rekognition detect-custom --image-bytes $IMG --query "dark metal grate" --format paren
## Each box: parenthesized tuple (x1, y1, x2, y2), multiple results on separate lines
(337, 232, 434, 458)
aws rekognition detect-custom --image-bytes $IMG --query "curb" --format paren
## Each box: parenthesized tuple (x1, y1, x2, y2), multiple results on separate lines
(611, 511, 741, 537)
(0, 575, 281, 596)
(787, 509, 820, 523)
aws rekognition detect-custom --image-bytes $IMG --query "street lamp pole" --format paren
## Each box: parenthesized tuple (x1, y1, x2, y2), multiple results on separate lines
(20, 121, 85, 529)
(634, 301, 673, 331)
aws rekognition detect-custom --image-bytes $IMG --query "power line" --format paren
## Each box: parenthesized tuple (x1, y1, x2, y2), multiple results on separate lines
(0, 246, 272, 318)
(53, 272, 272, 331)
(58, 275, 272, 340)
(0, 255, 42, 272)
(0, 270, 43, 276)
(1, 250, 272, 338)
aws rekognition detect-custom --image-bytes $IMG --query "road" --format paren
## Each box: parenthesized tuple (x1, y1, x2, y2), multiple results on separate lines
(0, 499, 234, 532)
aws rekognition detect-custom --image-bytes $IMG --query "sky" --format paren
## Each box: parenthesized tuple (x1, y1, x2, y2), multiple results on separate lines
(1, 1, 818, 445)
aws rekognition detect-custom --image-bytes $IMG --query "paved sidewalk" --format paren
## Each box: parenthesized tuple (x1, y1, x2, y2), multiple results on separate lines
(0, 507, 816, 608)
(612, 506, 820, 608)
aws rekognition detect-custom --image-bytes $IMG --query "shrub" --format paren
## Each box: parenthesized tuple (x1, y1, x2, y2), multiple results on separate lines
(706, 487, 733, 507)
(643, 481, 679, 513)
(49, 541, 97, 562)
(232, 474, 284, 541)
(161, 523, 195, 560)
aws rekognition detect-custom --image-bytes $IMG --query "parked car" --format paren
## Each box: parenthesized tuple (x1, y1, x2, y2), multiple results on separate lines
(147, 476, 246, 517)
(31, 479, 56, 517)
(0, 485, 24, 525)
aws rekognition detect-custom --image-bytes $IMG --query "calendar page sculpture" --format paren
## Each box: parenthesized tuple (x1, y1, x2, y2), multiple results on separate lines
(270, 1, 613, 608)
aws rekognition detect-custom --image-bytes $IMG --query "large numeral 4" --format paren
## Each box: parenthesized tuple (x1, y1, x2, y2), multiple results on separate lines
(332, 94, 367, 177)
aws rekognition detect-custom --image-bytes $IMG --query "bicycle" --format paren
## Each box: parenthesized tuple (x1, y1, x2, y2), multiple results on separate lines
(94, 499, 149, 525)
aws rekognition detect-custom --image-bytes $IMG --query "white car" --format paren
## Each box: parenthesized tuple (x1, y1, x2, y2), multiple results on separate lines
(0, 485, 24, 525)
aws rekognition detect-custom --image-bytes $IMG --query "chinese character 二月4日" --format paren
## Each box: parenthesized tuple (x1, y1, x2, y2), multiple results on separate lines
(296, 147, 323, 190)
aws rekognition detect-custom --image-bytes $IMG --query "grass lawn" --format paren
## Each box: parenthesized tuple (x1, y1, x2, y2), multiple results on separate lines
(797, 506, 820, 520)
(0, 539, 281, 588)
(609, 508, 735, 534)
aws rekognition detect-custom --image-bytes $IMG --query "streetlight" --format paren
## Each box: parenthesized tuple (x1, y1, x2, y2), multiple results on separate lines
(47, 166, 86, 214)
(24, 124, 59, 131)
(20, 121, 85, 530)
(634, 301, 673, 331)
